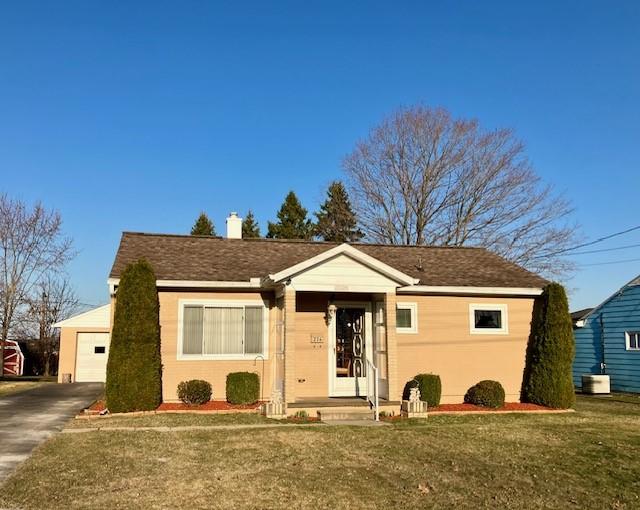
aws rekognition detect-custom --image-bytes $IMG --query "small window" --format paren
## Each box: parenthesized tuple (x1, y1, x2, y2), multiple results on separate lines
(469, 304, 508, 334)
(94, 346, 106, 354)
(396, 303, 418, 333)
(625, 332, 640, 351)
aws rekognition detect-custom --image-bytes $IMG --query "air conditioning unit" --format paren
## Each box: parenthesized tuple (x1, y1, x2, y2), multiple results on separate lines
(581, 374, 610, 394)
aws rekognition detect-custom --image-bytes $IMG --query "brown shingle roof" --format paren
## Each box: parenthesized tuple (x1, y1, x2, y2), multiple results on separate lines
(109, 232, 547, 289)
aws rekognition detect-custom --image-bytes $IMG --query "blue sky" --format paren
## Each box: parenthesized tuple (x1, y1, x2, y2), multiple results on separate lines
(1, 1, 639, 310)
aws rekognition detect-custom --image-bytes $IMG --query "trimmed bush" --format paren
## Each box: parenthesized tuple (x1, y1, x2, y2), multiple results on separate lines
(521, 283, 576, 409)
(105, 259, 162, 413)
(464, 380, 505, 408)
(226, 372, 260, 404)
(402, 373, 442, 407)
(177, 380, 212, 405)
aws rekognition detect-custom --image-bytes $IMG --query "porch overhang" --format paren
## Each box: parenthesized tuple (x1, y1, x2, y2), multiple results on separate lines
(264, 243, 420, 288)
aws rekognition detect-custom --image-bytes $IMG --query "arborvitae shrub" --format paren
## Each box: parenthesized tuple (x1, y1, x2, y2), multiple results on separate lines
(226, 372, 260, 404)
(105, 259, 162, 413)
(177, 380, 212, 405)
(464, 380, 505, 408)
(521, 282, 576, 409)
(402, 373, 442, 407)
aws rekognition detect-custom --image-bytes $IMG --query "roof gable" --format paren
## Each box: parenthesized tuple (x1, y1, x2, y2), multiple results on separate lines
(267, 244, 418, 286)
(54, 304, 111, 328)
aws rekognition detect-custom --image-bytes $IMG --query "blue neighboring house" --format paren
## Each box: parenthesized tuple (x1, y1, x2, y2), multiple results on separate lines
(573, 275, 640, 393)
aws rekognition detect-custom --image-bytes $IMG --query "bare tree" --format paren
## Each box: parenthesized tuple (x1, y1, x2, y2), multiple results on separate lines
(0, 195, 74, 374)
(19, 277, 79, 376)
(343, 106, 577, 277)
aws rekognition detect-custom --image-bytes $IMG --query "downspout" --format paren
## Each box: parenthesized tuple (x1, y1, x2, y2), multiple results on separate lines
(599, 314, 606, 375)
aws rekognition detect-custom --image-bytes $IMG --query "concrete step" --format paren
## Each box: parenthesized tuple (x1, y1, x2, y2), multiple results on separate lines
(317, 408, 375, 421)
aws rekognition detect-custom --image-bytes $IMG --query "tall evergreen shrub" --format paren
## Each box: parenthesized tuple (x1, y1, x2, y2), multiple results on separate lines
(105, 259, 162, 412)
(521, 282, 575, 409)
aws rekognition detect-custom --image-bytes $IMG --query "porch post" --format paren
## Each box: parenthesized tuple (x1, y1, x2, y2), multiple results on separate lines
(385, 292, 400, 401)
(283, 287, 297, 404)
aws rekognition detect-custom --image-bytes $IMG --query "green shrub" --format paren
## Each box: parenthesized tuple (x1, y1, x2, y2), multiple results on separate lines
(105, 259, 162, 413)
(226, 372, 260, 404)
(464, 380, 505, 408)
(521, 282, 576, 409)
(402, 373, 442, 407)
(177, 380, 212, 405)
(294, 410, 309, 419)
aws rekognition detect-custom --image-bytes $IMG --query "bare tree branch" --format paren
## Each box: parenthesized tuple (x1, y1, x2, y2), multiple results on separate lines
(343, 106, 578, 278)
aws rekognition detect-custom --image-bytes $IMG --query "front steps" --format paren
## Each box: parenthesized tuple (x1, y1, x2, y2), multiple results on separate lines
(317, 408, 376, 421)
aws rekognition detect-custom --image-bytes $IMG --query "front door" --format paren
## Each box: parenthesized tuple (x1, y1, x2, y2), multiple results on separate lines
(330, 304, 372, 396)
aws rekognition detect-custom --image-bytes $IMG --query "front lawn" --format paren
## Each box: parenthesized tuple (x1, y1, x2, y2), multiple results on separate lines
(1, 396, 639, 509)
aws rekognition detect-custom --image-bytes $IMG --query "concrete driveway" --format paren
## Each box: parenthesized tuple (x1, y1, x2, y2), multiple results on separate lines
(0, 382, 103, 480)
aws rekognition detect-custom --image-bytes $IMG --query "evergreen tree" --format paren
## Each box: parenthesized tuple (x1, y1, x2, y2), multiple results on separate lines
(106, 259, 162, 413)
(242, 210, 261, 238)
(191, 212, 216, 236)
(267, 191, 314, 239)
(315, 181, 363, 242)
(520, 282, 576, 409)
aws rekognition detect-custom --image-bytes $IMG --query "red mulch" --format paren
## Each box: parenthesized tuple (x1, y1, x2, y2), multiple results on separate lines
(157, 401, 264, 411)
(429, 402, 553, 412)
(87, 399, 107, 412)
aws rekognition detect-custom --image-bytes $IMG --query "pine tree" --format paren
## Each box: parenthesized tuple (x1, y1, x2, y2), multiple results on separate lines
(242, 210, 261, 238)
(315, 181, 363, 242)
(106, 259, 162, 413)
(267, 191, 314, 239)
(520, 282, 576, 409)
(191, 213, 215, 236)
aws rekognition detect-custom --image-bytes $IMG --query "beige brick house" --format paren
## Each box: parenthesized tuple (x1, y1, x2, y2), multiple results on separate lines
(57, 214, 547, 414)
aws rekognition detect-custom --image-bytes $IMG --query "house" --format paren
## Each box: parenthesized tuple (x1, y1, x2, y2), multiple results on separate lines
(571, 308, 593, 328)
(573, 275, 640, 393)
(57, 213, 548, 411)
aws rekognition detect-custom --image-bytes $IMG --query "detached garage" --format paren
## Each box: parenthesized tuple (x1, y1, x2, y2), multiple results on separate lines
(55, 304, 111, 383)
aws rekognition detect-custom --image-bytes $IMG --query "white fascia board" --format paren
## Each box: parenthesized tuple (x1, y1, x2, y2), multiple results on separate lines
(397, 285, 543, 297)
(267, 243, 419, 286)
(107, 277, 263, 290)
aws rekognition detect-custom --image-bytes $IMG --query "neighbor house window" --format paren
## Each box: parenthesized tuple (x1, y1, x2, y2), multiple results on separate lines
(625, 332, 640, 351)
(469, 304, 508, 334)
(396, 302, 418, 334)
(179, 300, 268, 359)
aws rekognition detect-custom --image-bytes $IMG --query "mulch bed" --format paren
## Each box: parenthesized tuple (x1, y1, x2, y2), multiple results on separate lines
(157, 401, 263, 411)
(81, 399, 264, 417)
(429, 402, 554, 413)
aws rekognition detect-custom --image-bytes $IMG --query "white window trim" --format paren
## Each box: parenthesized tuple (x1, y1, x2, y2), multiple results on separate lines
(177, 299, 269, 360)
(625, 331, 640, 351)
(396, 302, 418, 334)
(469, 304, 509, 335)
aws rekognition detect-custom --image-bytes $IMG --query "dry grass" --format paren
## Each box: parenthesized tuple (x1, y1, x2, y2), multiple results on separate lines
(1, 396, 639, 509)
(0, 380, 50, 397)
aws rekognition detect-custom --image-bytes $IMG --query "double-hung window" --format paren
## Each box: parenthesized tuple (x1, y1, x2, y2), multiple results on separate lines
(180, 301, 267, 359)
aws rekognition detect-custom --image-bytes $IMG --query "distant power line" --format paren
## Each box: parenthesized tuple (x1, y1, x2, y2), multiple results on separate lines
(580, 257, 640, 267)
(530, 224, 640, 260)
(568, 242, 640, 256)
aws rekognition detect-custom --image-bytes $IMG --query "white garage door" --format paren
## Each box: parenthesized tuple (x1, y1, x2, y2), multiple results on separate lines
(75, 332, 110, 382)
